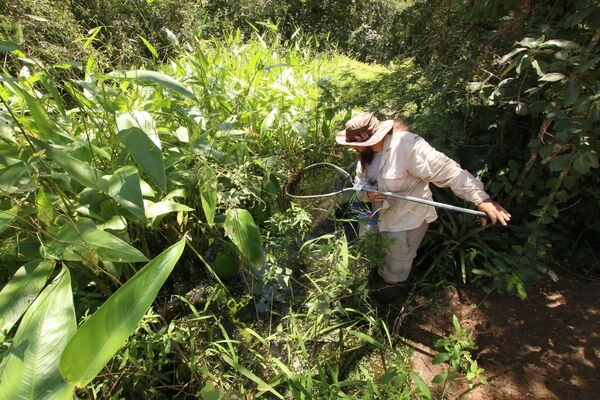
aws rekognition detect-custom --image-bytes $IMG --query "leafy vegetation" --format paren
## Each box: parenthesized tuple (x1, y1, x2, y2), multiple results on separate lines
(0, 0, 598, 398)
(432, 315, 487, 395)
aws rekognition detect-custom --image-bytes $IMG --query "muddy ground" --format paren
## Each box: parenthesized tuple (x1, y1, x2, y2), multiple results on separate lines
(402, 272, 600, 399)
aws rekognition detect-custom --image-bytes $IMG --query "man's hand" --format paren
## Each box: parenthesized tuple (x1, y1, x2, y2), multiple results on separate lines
(477, 199, 511, 226)
(367, 191, 386, 202)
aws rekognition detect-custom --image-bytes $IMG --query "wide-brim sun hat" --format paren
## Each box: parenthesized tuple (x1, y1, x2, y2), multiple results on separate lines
(336, 112, 394, 147)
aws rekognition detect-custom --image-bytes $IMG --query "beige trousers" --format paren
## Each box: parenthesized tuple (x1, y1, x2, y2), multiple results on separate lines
(360, 222, 429, 283)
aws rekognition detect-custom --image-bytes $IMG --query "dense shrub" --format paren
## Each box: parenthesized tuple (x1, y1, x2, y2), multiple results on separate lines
(70, 0, 206, 65)
(190, 0, 412, 62)
(0, 0, 89, 73)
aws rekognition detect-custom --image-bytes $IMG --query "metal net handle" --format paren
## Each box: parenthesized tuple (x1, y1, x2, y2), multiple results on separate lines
(359, 187, 486, 217)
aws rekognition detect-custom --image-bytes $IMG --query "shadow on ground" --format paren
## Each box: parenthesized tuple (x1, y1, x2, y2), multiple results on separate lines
(402, 273, 600, 400)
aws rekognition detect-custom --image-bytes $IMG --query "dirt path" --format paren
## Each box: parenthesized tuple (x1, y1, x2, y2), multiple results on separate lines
(405, 273, 600, 399)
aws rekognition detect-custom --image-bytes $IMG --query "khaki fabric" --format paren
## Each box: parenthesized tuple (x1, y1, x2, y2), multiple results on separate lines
(359, 221, 429, 283)
(380, 222, 429, 283)
(356, 130, 489, 232)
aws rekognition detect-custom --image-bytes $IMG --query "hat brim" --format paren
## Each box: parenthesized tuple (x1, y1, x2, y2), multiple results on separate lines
(335, 120, 394, 147)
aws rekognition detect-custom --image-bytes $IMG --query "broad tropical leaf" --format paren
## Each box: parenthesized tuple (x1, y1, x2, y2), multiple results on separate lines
(117, 127, 166, 191)
(145, 200, 193, 219)
(0, 259, 55, 337)
(116, 111, 161, 149)
(0, 267, 76, 400)
(224, 208, 262, 266)
(164, 28, 180, 47)
(7, 83, 57, 138)
(0, 206, 18, 234)
(0, 162, 32, 193)
(44, 219, 147, 263)
(36, 189, 54, 226)
(411, 373, 432, 397)
(539, 73, 566, 82)
(0, 41, 18, 53)
(44, 145, 100, 189)
(109, 69, 197, 100)
(60, 239, 186, 387)
(99, 166, 146, 221)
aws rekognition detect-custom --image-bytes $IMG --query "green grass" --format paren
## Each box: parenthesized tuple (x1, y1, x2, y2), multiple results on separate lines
(329, 54, 392, 83)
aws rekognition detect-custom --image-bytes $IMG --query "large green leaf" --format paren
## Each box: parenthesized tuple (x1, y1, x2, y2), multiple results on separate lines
(0, 162, 32, 193)
(44, 146, 100, 189)
(7, 83, 57, 138)
(44, 219, 147, 263)
(116, 111, 160, 149)
(0, 260, 55, 338)
(539, 72, 566, 82)
(60, 239, 186, 387)
(0, 41, 18, 53)
(36, 189, 54, 226)
(224, 209, 262, 266)
(99, 166, 146, 221)
(199, 167, 217, 227)
(109, 69, 197, 100)
(0, 267, 76, 400)
(117, 127, 166, 191)
(145, 200, 193, 219)
(0, 206, 19, 234)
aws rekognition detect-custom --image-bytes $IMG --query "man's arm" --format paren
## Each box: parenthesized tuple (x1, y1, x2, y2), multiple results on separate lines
(408, 138, 511, 225)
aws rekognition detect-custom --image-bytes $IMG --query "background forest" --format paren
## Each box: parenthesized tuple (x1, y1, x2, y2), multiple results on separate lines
(0, 0, 598, 399)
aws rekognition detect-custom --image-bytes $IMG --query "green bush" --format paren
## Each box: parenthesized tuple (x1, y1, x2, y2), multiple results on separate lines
(70, 0, 206, 66)
(197, 0, 413, 62)
(0, 0, 90, 74)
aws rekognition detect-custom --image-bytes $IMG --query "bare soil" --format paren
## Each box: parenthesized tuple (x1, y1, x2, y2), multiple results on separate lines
(404, 273, 600, 399)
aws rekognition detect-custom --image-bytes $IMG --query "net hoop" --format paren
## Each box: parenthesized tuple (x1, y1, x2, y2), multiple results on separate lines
(285, 162, 354, 199)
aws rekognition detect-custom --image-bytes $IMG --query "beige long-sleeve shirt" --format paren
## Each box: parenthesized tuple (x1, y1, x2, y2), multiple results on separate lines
(356, 130, 490, 232)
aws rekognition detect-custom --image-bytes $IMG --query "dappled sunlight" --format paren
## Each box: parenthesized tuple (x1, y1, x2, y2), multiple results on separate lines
(402, 275, 600, 400)
(545, 292, 567, 308)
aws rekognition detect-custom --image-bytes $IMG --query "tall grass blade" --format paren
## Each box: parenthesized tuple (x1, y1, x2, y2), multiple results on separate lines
(199, 167, 217, 227)
(348, 330, 384, 349)
(219, 353, 284, 399)
(83, 27, 102, 49)
(137, 35, 158, 58)
(7, 83, 56, 137)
